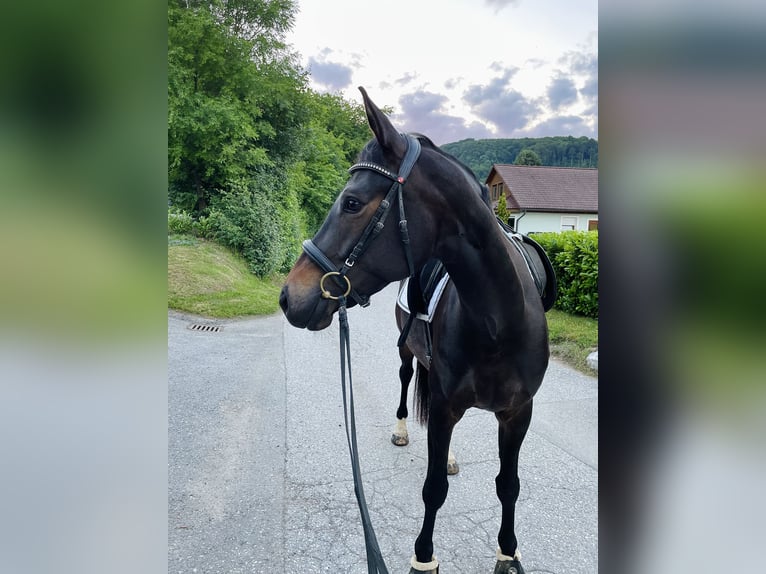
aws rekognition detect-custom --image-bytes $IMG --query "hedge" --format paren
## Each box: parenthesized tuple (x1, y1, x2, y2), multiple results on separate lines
(531, 230, 598, 318)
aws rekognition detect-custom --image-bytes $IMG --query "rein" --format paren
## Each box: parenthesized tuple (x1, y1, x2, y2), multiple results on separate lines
(301, 134, 421, 574)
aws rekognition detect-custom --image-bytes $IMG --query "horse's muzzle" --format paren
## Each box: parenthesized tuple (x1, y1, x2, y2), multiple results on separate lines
(279, 283, 335, 331)
(278, 285, 289, 314)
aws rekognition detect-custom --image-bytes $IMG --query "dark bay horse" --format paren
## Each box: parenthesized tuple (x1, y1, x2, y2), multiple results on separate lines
(280, 87, 549, 574)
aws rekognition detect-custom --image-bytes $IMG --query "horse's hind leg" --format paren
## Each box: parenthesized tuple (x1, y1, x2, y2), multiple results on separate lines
(392, 344, 414, 446)
(494, 399, 533, 574)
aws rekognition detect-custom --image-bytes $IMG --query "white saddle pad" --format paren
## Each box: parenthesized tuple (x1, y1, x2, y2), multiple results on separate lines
(396, 273, 450, 323)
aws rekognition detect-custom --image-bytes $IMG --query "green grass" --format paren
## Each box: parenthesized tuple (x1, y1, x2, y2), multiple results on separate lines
(168, 235, 283, 318)
(546, 308, 598, 374)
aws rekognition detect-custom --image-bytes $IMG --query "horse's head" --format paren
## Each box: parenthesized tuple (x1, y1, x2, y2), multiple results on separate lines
(280, 87, 438, 330)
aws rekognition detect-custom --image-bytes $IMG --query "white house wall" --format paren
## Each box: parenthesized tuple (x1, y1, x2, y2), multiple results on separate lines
(513, 212, 598, 234)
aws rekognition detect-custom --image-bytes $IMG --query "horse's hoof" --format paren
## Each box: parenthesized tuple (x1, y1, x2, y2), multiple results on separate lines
(391, 433, 409, 446)
(447, 460, 459, 475)
(494, 549, 524, 573)
(493, 559, 524, 574)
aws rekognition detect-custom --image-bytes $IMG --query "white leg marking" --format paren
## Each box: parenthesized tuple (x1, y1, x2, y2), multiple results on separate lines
(410, 554, 439, 571)
(391, 417, 409, 446)
(496, 547, 522, 561)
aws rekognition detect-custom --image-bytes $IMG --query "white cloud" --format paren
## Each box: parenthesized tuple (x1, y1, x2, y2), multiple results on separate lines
(288, 0, 597, 142)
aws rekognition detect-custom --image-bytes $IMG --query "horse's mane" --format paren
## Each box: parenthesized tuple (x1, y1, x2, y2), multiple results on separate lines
(410, 133, 491, 208)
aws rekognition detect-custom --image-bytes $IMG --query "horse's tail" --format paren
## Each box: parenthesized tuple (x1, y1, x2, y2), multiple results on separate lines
(413, 361, 430, 426)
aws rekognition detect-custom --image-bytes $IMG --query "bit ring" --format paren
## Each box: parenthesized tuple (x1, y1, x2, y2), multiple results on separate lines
(319, 272, 351, 300)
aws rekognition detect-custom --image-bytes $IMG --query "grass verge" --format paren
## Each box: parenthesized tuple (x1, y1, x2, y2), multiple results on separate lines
(546, 308, 598, 375)
(168, 235, 283, 318)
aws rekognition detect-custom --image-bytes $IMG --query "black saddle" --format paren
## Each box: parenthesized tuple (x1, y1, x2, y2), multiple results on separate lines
(497, 217, 557, 312)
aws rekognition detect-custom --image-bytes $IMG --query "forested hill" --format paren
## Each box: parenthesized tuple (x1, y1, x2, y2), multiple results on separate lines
(441, 136, 598, 182)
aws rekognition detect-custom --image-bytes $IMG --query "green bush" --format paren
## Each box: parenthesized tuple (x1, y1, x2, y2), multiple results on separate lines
(168, 209, 194, 235)
(191, 215, 215, 239)
(206, 188, 284, 277)
(532, 230, 598, 318)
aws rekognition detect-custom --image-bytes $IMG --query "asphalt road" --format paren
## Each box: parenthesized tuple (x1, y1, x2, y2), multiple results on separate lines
(168, 283, 597, 573)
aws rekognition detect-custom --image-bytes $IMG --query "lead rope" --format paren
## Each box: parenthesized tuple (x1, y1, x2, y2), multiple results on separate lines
(304, 134, 421, 573)
(337, 296, 390, 574)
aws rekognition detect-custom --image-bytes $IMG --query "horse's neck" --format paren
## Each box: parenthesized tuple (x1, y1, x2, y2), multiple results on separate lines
(436, 206, 529, 331)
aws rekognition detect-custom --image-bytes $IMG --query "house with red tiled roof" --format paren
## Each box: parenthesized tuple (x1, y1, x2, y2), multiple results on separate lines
(486, 165, 598, 234)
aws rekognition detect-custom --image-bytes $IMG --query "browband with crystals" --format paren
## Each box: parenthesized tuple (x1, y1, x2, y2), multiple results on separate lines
(348, 162, 398, 181)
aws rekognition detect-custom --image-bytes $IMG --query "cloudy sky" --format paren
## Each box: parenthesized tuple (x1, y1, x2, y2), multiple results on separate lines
(286, 0, 597, 145)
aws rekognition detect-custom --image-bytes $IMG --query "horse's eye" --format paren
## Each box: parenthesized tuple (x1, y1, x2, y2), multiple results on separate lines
(343, 197, 362, 214)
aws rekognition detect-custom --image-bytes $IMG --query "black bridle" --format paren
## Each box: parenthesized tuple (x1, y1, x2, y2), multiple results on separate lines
(300, 134, 421, 574)
(302, 133, 420, 305)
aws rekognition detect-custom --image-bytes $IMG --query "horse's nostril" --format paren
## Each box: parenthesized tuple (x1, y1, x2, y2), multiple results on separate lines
(279, 286, 289, 313)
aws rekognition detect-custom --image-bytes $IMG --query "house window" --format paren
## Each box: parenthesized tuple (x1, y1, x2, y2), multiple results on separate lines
(588, 219, 598, 230)
(497, 182, 504, 197)
(491, 184, 498, 200)
(560, 216, 578, 231)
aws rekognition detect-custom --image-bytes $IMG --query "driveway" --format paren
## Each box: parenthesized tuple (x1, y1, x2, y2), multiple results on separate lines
(168, 283, 597, 573)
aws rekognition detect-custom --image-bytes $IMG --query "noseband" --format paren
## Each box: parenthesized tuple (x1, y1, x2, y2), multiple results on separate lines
(302, 133, 421, 306)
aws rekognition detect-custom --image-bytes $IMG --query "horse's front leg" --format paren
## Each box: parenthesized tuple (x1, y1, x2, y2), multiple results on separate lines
(494, 399, 533, 574)
(392, 344, 414, 446)
(410, 399, 460, 573)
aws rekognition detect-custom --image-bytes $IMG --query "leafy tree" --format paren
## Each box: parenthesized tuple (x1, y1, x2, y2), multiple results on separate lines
(200, 0, 298, 58)
(514, 148, 542, 166)
(167, 1, 377, 275)
(308, 92, 370, 163)
(168, 4, 271, 213)
(289, 92, 371, 233)
(442, 136, 598, 180)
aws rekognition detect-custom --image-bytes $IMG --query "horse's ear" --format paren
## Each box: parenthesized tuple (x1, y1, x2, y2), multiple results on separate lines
(359, 86, 406, 158)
